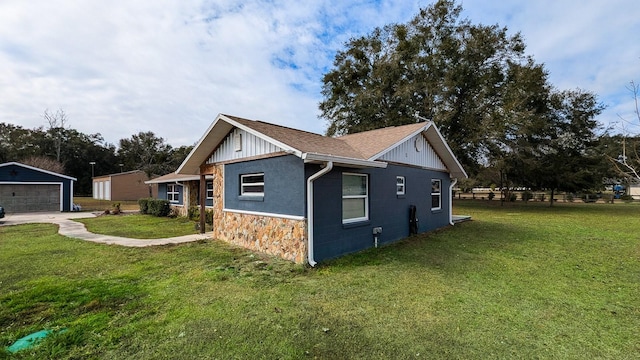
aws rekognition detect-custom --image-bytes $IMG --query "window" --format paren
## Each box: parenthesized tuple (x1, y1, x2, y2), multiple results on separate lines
(206, 180, 214, 199)
(241, 173, 264, 196)
(167, 184, 180, 203)
(396, 176, 405, 195)
(431, 179, 441, 210)
(342, 173, 368, 223)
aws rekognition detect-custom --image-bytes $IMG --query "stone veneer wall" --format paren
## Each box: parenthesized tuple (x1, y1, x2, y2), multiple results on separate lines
(205, 163, 308, 264)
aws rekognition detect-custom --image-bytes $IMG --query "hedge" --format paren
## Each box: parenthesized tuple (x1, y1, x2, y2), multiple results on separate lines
(138, 198, 171, 217)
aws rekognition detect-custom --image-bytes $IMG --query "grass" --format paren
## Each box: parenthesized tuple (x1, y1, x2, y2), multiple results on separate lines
(76, 214, 198, 239)
(73, 197, 140, 211)
(1, 201, 639, 359)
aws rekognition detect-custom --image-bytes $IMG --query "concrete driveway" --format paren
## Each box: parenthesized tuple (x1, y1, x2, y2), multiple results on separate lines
(0, 211, 212, 247)
(0, 211, 97, 226)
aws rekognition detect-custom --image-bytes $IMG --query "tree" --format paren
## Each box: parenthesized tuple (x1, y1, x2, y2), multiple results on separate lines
(21, 155, 65, 174)
(320, 0, 535, 174)
(117, 131, 174, 179)
(608, 80, 640, 184)
(43, 108, 69, 162)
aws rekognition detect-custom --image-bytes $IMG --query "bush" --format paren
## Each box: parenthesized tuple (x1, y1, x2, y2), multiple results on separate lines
(138, 198, 150, 214)
(147, 199, 171, 217)
(509, 193, 517, 202)
(187, 206, 214, 225)
(521, 191, 533, 202)
(488, 192, 495, 200)
(566, 193, 575, 202)
(621, 194, 634, 202)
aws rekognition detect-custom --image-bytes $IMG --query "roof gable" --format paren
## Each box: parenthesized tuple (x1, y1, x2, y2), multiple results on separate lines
(0, 162, 77, 181)
(177, 114, 466, 178)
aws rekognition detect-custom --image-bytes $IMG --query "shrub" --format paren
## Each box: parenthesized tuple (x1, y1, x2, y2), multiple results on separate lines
(188, 206, 200, 222)
(488, 192, 495, 200)
(566, 193, 575, 202)
(138, 198, 150, 214)
(112, 203, 121, 215)
(509, 193, 517, 202)
(521, 191, 533, 202)
(187, 206, 214, 225)
(621, 194, 634, 202)
(147, 199, 171, 217)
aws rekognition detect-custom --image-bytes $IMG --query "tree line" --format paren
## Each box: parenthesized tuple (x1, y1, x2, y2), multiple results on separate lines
(320, 0, 634, 201)
(0, 109, 192, 196)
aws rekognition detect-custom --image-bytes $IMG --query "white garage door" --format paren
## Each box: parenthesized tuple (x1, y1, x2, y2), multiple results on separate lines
(0, 184, 61, 213)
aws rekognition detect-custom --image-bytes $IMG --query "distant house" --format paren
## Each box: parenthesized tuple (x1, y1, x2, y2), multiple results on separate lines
(145, 173, 213, 217)
(0, 162, 76, 212)
(163, 114, 466, 265)
(92, 170, 151, 201)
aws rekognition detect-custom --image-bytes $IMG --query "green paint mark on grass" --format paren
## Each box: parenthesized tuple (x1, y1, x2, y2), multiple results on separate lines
(6, 328, 66, 353)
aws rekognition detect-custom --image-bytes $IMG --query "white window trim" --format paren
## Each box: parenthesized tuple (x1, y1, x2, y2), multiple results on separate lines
(396, 176, 405, 195)
(240, 173, 265, 196)
(167, 184, 180, 203)
(431, 179, 442, 211)
(342, 173, 369, 224)
(206, 180, 214, 200)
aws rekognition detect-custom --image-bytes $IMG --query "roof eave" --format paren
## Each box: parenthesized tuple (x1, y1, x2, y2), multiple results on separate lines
(303, 153, 387, 169)
(423, 124, 468, 179)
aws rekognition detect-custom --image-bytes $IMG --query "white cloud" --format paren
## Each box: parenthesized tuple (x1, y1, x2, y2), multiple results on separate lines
(0, 0, 638, 148)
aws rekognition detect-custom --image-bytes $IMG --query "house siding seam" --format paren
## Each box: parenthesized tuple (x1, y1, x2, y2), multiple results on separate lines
(208, 164, 307, 263)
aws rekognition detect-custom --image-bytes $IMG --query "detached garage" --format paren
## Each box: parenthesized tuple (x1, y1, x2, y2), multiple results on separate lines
(0, 162, 76, 213)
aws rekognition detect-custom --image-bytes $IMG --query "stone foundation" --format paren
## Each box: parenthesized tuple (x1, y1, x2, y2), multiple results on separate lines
(205, 164, 308, 264)
(215, 211, 307, 263)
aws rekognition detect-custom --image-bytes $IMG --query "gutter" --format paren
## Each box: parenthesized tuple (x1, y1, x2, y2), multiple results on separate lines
(306, 161, 333, 267)
(449, 178, 458, 225)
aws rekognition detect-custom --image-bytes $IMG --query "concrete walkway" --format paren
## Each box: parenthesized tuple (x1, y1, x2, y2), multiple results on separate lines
(0, 212, 212, 247)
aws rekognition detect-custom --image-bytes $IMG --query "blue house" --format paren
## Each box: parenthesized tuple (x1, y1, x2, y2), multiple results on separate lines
(0, 162, 76, 213)
(174, 114, 467, 265)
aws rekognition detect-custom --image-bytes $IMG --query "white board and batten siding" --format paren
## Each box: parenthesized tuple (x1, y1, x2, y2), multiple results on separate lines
(207, 128, 285, 164)
(378, 134, 446, 171)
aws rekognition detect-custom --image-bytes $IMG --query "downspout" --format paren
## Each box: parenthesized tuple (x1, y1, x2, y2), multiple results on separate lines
(306, 161, 333, 267)
(449, 178, 458, 226)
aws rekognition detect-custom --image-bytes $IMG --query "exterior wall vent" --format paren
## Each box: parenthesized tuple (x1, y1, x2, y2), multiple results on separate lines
(234, 133, 242, 152)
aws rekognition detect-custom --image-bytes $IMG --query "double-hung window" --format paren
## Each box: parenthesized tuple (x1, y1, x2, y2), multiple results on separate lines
(431, 179, 441, 210)
(396, 176, 405, 195)
(167, 184, 180, 203)
(240, 173, 264, 196)
(342, 173, 368, 223)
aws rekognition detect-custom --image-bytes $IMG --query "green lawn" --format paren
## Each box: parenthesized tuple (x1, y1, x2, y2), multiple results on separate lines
(77, 214, 198, 239)
(1, 201, 638, 359)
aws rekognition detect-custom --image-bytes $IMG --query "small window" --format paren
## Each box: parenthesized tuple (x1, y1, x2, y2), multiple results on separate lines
(206, 180, 214, 199)
(167, 184, 180, 203)
(241, 173, 264, 196)
(431, 179, 441, 210)
(396, 176, 405, 195)
(342, 173, 368, 223)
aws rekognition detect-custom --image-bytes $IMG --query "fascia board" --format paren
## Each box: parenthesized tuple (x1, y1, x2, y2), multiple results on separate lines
(177, 114, 232, 175)
(303, 153, 387, 168)
(0, 162, 77, 181)
(423, 124, 468, 179)
(220, 114, 303, 158)
(367, 124, 430, 161)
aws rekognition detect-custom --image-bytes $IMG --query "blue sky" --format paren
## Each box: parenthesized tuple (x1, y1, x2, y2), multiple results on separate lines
(0, 0, 638, 147)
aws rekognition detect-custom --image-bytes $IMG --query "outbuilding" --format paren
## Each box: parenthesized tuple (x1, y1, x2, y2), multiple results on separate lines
(92, 170, 152, 201)
(0, 162, 76, 213)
